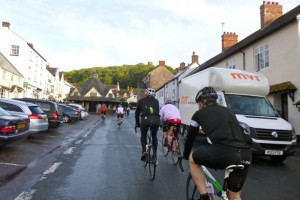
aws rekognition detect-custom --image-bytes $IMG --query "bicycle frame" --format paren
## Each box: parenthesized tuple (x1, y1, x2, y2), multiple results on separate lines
(178, 157, 244, 200)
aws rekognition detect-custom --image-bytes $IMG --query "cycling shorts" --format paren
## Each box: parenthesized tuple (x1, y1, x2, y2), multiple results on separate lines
(192, 144, 252, 192)
(101, 111, 106, 115)
(117, 113, 124, 118)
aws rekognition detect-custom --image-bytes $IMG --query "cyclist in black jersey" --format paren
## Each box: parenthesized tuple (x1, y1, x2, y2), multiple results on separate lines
(183, 86, 252, 200)
(135, 88, 160, 164)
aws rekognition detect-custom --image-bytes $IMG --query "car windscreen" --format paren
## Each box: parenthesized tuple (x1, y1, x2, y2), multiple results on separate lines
(28, 106, 45, 114)
(225, 94, 280, 117)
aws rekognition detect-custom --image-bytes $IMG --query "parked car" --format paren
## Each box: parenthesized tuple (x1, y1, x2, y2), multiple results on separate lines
(0, 98, 48, 135)
(67, 103, 86, 120)
(58, 104, 80, 123)
(0, 107, 30, 147)
(81, 110, 89, 120)
(14, 98, 62, 128)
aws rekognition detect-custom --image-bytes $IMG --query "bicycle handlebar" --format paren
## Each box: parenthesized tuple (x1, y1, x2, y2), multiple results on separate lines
(178, 156, 184, 172)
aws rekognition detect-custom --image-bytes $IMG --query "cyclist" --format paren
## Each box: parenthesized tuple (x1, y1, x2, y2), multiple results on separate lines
(183, 86, 252, 200)
(116, 104, 124, 124)
(135, 88, 160, 164)
(159, 99, 181, 146)
(100, 104, 108, 119)
(126, 106, 130, 117)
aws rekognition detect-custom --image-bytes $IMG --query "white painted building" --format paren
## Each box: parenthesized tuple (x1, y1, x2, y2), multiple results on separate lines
(187, 2, 300, 138)
(156, 52, 200, 108)
(0, 22, 48, 99)
(0, 52, 24, 98)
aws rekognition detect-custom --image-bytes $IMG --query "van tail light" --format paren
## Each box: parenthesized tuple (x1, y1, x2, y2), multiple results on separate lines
(28, 114, 44, 119)
(0, 125, 16, 134)
(52, 112, 58, 120)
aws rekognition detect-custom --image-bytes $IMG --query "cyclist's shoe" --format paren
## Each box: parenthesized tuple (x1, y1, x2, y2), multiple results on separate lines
(153, 158, 158, 165)
(140, 152, 148, 161)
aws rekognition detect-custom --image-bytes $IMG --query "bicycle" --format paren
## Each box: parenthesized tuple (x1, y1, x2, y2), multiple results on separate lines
(135, 125, 157, 181)
(101, 114, 105, 121)
(178, 157, 244, 200)
(161, 122, 181, 165)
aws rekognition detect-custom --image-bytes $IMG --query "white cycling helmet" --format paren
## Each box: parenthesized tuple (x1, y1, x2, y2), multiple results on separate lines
(145, 88, 156, 97)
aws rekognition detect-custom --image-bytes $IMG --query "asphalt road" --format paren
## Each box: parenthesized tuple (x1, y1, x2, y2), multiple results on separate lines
(0, 113, 299, 200)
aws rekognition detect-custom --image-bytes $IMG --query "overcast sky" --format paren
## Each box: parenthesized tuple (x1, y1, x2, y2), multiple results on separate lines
(1, 0, 299, 72)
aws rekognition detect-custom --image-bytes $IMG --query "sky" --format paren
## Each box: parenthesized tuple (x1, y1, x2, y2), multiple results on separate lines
(1, 0, 299, 72)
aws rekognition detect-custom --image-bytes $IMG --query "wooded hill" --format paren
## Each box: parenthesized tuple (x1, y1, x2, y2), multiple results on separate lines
(63, 63, 177, 89)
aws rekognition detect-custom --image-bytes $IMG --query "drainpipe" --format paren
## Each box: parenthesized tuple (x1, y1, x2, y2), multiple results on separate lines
(240, 50, 245, 70)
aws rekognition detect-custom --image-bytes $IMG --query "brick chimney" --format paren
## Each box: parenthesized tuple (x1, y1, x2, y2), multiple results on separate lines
(260, 1, 282, 29)
(191, 51, 199, 63)
(158, 60, 165, 67)
(2, 21, 10, 29)
(179, 62, 186, 70)
(222, 32, 238, 52)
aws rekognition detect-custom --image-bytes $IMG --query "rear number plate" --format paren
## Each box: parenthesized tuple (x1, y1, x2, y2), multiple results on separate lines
(17, 123, 26, 129)
(265, 150, 283, 155)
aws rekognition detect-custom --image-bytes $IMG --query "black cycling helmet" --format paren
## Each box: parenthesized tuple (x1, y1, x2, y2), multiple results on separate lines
(195, 86, 218, 103)
(165, 99, 172, 104)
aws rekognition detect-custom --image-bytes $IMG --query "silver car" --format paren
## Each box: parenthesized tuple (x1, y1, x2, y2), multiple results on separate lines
(0, 98, 48, 135)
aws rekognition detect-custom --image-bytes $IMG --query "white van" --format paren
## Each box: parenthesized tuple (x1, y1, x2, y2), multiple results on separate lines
(179, 67, 297, 163)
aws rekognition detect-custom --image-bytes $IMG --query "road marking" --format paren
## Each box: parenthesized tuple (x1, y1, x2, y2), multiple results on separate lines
(75, 139, 83, 144)
(64, 147, 76, 154)
(15, 189, 36, 200)
(40, 162, 62, 181)
(0, 162, 25, 167)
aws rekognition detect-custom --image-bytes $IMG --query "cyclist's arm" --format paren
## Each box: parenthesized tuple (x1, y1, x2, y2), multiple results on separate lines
(135, 102, 141, 126)
(183, 124, 198, 159)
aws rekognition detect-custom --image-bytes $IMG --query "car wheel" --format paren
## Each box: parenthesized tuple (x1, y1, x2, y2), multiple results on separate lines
(63, 115, 70, 123)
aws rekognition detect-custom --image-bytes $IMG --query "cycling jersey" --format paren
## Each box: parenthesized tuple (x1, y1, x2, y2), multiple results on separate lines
(159, 104, 181, 122)
(184, 105, 252, 154)
(116, 107, 124, 114)
(135, 96, 160, 123)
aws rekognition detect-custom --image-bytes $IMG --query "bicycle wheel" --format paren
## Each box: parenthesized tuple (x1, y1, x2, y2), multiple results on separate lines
(162, 135, 169, 157)
(147, 143, 156, 181)
(186, 173, 222, 200)
(186, 173, 200, 200)
(171, 139, 180, 165)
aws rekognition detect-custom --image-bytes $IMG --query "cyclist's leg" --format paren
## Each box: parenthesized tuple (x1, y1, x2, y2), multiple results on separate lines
(189, 154, 209, 196)
(162, 125, 168, 146)
(150, 124, 159, 158)
(227, 149, 251, 200)
(140, 122, 149, 160)
(227, 191, 242, 200)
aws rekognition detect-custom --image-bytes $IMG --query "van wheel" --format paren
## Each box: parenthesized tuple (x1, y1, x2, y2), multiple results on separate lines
(270, 156, 287, 163)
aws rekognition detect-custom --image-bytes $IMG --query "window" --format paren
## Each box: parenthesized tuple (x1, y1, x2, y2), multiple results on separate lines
(254, 43, 269, 71)
(226, 59, 235, 69)
(172, 89, 175, 98)
(74, 92, 79, 96)
(0, 88, 5, 98)
(0, 102, 23, 112)
(90, 92, 97, 97)
(10, 45, 20, 56)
